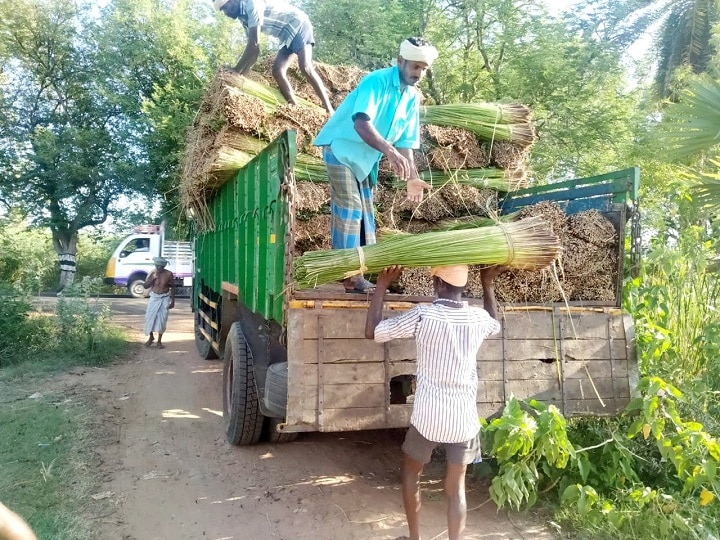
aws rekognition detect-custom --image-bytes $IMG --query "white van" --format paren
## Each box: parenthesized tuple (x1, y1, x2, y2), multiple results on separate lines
(104, 224, 193, 297)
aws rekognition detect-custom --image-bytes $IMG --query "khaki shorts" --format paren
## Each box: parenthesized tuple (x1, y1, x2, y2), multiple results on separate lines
(402, 425, 481, 466)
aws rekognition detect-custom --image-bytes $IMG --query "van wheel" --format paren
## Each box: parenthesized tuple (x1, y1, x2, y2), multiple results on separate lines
(264, 361, 289, 417)
(128, 279, 146, 298)
(223, 323, 264, 446)
(262, 417, 298, 443)
(194, 312, 218, 360)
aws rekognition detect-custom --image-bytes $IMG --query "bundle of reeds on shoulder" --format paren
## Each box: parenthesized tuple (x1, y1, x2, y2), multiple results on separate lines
(293, 216, 562, 289)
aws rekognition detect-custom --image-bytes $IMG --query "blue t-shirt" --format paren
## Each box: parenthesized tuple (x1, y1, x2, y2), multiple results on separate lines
(313, 65, 421, 184)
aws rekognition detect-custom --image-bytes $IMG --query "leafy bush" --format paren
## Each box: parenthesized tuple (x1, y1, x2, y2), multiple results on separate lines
(0, 279, 126, 369)
(480, 381, 720, 540)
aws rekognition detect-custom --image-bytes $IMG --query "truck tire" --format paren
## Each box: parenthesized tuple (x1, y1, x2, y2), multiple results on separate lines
(128, 279, 146, 298)
(262, 417, 298, 443)
(194, 313, 218, 360)
(264, 361, 288, 418)
(223, 322, 264, 446)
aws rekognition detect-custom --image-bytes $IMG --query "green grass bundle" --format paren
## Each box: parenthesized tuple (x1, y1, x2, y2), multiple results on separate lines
(295, 153, 328, 183)
(391, 168, 527, 192)
(420, 103, 535, 147)
(222, 70, 321, 111)
(294, 216, 561, 288)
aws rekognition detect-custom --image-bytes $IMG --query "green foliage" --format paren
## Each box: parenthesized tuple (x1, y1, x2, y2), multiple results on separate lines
(0, 212, 57, 292)
(626, 226, 720, 382)
(0, 279, 126, 370)
(481, 397, 575, 510)
(482, 382, 720, 539)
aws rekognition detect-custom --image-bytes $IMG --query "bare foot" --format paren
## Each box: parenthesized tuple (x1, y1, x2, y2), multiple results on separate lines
(145, 337, 153, 347)
(157, 343, 165, 349)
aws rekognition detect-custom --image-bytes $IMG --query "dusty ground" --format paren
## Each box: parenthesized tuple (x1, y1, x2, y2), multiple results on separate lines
(40, 297, 558, 540)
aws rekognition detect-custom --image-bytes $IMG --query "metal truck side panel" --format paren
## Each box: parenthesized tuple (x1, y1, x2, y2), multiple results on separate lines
(195, 132, 296, 326)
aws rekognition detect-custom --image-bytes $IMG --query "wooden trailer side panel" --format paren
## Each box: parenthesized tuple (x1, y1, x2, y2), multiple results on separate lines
(284, 303, 637, 433)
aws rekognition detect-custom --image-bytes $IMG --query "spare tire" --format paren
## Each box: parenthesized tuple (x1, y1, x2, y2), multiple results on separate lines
(264, 361, 288, 418)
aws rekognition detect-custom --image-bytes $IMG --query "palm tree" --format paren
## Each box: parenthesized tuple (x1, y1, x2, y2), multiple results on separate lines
(569, 0, 719, 97)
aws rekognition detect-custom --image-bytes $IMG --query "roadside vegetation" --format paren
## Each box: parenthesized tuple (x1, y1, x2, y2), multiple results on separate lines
(0, 268, 128, 537)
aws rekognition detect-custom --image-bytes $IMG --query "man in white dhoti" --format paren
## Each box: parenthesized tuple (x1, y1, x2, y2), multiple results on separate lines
(143, 257, 176, 349)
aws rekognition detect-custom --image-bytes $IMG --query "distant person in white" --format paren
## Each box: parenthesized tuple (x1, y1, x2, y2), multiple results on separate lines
(143, 257, 176, 349)
(365, 264, 503, 540)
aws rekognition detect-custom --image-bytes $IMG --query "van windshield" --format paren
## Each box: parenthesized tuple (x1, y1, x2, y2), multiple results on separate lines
(120, 238, 150, 257)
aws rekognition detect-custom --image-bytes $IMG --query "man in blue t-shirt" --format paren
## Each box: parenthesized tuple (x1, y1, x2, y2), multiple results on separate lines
(313, 38, 437, 293)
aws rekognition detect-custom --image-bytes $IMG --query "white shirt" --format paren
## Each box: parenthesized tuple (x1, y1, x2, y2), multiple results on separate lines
(374, 301, 500, 443)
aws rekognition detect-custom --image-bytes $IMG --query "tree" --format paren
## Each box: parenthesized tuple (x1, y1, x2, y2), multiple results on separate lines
(0, 0, 151, 290)
(567, 0, 720, 98)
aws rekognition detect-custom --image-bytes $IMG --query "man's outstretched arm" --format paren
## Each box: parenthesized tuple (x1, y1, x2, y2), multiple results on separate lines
(365, 266, 403, 339)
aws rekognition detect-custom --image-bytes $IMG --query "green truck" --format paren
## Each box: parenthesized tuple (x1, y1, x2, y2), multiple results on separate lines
(193, 131, 640, 446)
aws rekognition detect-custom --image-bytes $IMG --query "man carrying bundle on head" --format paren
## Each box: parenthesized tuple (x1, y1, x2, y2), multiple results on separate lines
(143, 257, 176, 349)
(313, 38, 436, 294)
(214, 0, 334, 114)
(365, 264, 504, 540)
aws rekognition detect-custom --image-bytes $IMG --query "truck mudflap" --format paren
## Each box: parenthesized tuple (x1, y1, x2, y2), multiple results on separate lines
(281, 299, 637, 434)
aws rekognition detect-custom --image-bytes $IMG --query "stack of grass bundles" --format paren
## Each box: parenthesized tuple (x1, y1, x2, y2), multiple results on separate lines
(485, 204, 618, 303)
(180, 69, 329, 230)
(293, 216, 562, 289)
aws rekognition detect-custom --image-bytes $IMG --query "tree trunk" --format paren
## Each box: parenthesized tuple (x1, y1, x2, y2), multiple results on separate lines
(52, 229, 79, 293)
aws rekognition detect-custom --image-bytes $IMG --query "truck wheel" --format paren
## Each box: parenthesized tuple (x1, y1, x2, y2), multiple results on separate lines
(223, 322, 264, 446)
(194, 313, 218, 360)
(128, 279, 146, 298)
(262, 417, 298, 443)
(264, 361, 289, 418)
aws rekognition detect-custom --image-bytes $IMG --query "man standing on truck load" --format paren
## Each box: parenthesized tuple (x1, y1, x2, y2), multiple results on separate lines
(143, 257, 176, 349)
(213, 0, 334, 114)
(314, 38, 436, 293)
(365, 264, 503, 540)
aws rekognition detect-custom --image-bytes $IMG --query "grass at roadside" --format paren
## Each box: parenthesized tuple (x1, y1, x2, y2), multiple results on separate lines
(0, 292, 130, 539)
(0, 381, 104, 539)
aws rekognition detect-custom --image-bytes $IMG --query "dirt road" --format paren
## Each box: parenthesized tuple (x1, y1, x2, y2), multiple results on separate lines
(63, 298, 556, 540)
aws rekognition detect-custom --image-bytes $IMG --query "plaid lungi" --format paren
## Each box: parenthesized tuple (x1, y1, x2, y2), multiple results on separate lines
(323, 147, 376, 249)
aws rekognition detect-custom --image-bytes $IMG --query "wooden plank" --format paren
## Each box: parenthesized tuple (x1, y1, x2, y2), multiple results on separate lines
(296, 405, 415, 431)
(389, 361, 416, 378)
(478, 402, 506, 419)
(562, 339, 610, 360)
(500, 339, 560, 362)
(506, 379, 562, 401)
(566, 398, 626, 416)
(477, 361, 504, 381)
(299, 363, 386, 385)
(295, 338, 384, 363)
(505, 361, 560, 381)
(502, 312, 555, 339)
(387, 339, 417, 361)
(562, 360, 613, 379)
(477, 381, 505, 402)
(294, 383, 386, 409)
(563, 377, 621, 400)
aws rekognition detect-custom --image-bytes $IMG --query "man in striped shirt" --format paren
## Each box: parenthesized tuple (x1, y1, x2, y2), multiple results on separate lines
(214, 0, 334, 113)
(365, 264, 503, 540)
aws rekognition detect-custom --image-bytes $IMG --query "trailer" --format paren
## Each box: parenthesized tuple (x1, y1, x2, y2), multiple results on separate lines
(193, 131, 640, 445)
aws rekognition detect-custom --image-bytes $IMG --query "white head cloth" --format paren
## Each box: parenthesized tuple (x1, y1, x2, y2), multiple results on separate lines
(399, 39, 439, 66)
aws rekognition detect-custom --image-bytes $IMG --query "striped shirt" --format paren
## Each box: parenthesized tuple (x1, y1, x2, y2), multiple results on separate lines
(236, 0, 308, 49)
(374, 302, 501, 443)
